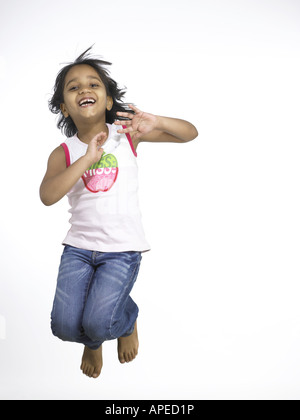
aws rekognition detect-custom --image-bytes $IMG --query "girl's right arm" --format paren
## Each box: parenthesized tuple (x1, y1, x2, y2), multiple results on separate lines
(40, 132, 106, 206)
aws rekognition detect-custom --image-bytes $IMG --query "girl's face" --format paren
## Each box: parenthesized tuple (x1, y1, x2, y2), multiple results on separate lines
(60, 64, 113, 127)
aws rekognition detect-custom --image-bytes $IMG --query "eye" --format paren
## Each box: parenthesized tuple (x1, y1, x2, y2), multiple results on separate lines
(91, 83, 99, 88)
(68, 85, 78, 91)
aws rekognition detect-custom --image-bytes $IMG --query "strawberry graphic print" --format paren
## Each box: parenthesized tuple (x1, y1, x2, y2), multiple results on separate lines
(82, 153, 119, 193)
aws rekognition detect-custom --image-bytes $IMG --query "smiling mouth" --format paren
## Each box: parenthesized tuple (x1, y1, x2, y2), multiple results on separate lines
(79, 98, 96, 107)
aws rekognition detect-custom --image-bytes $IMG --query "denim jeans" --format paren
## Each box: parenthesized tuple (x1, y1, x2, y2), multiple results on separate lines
(51, 245, 142, 350)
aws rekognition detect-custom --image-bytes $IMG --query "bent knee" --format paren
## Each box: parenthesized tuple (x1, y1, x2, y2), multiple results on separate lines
(83, 317, 112, 342)
(51, 318, 82, 343)
(83, 317, 131, 342)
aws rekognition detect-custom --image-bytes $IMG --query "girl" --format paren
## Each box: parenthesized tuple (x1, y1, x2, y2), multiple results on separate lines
(40, 47, 198, 379)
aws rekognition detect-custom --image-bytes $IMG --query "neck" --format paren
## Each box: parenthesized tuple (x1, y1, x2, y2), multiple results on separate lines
(77, 121, 109, 144)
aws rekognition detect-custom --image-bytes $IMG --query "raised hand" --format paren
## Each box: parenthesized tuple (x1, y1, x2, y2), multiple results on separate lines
(85, 132, 107, 165)
(114, 105, 158, 140)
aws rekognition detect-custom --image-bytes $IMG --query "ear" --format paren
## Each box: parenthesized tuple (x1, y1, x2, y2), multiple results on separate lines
(106, 97, 113, 111)
(60, 103, 69, 118)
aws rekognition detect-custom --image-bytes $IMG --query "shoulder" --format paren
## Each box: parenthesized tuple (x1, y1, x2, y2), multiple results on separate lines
(47, 144, 67, 170)
(49, 144, 65, 161)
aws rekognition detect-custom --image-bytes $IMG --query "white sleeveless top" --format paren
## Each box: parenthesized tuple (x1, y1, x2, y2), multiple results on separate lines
(61, 123, 150, 253)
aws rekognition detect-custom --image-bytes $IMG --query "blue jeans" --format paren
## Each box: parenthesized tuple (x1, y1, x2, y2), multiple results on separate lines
(51, 245, 142, 350)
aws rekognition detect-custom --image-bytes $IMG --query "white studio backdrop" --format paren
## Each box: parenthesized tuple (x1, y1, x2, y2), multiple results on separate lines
(1, 0, 300, 400)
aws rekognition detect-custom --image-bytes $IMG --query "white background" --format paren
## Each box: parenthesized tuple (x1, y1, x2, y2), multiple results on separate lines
(1, 0, 300, 400)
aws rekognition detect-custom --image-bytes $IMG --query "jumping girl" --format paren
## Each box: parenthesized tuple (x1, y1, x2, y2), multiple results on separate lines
(40, 47, 198, 378)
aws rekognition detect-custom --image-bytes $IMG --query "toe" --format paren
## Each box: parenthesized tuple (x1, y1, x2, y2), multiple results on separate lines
(82, 364, 92, 377)
(93, 367, 102, 378)
(93, 372, 100, 378)
(119, 353, 126, 363)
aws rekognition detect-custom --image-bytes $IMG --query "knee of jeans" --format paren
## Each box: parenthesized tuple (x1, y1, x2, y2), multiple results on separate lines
(90, 317, 128, 340)
(84, 305, 139, 341)
(83, 316, 113, 342)
(109, 318, 127, 339)
(51, 317, 82, 343)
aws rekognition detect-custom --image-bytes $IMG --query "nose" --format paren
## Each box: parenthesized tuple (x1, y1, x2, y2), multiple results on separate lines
(79, 86, 91, 95)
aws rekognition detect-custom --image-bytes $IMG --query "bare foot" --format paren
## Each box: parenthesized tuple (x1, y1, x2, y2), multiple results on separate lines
(80, 345, 103, 378)
(118, 322, 139, 364)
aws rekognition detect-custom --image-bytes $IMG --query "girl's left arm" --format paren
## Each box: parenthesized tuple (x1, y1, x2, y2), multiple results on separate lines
(114, 105, 198, 144)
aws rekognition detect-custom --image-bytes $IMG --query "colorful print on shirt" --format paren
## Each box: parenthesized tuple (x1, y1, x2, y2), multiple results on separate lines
(82, 153, 119, 193)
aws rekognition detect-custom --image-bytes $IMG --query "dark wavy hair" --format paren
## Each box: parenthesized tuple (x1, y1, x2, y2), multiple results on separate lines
(49, 46, 129, 138)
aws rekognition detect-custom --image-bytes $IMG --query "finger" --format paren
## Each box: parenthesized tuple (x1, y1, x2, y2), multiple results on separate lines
(117, 127, 133, 134)
(114, 119, 132, 126)
(93, 131, 106, 140)
(128, 104, 140, 113)
(116, 111, 134, 120)
(94, 132, 107, 145)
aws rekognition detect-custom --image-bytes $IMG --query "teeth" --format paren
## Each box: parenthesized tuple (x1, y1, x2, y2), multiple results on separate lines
(79, 99, 96, 106)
